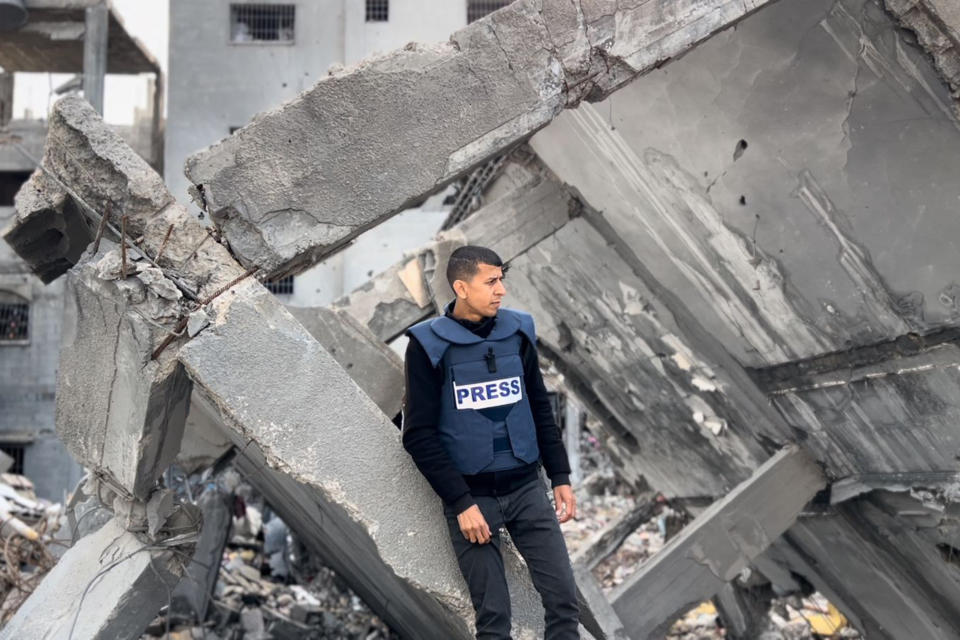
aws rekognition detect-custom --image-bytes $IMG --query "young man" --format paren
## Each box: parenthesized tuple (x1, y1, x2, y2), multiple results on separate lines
(402, 245, 580, 639)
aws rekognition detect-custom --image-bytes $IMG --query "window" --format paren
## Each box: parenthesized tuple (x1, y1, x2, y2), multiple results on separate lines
(366, 0, 388, 22)
(0, 171, 32, 207)
(230, 4, 295, 43)
(467, 0, 512, 23)
(0, 444, 25, 475)
(0, 291, 28, 342)
(265, 275, 294, 295)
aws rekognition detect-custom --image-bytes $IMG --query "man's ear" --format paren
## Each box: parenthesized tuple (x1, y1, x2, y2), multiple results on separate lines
(452, 279, 467, 299)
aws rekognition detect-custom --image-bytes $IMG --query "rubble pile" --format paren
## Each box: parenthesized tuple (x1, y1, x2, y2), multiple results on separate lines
(137, 472, 398, 640)
(0, 472, 61, 625)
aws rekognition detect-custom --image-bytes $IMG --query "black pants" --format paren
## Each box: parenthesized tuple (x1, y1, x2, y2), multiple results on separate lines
(443, 477, 580, 639)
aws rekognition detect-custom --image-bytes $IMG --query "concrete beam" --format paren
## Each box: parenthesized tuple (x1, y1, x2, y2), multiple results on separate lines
(185, 0, 773, 277)
(0, 516, 194, 640)
(178, 288, 564, 639)
(609, 445, 825, 639)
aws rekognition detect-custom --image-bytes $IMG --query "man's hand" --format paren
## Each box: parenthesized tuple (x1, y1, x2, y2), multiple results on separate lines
(457, 504, 492, 544)
(554, 484, 577, 523)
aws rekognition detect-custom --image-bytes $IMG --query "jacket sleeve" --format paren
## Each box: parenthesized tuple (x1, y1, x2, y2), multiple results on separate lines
(521, 336, 572, 487)
(401, 336, 476, 514)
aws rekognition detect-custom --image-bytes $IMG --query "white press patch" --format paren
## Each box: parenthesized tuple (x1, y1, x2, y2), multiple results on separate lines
(454, 377, 522, 410)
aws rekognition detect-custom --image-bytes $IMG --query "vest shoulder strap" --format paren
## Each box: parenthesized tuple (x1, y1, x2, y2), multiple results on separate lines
(406, 308, 537, 368)
(406, 319, 450, 368)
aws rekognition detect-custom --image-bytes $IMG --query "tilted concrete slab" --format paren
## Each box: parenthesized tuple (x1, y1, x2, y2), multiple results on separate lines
(0, 516, 194, 640)
(609, 445, 825, 639)
(178, 287, 572, 639)
(185, 0, 774, 277)
(531, 0, 960, 368)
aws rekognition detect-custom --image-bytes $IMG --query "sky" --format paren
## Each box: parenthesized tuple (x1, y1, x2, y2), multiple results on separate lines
(11, 0, 169, 125)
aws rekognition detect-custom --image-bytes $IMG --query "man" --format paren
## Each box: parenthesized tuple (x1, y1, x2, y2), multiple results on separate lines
(402, 245, 580, 639)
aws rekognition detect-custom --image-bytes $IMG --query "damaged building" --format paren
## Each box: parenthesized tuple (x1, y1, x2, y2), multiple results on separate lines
(2, 0, 960, 637)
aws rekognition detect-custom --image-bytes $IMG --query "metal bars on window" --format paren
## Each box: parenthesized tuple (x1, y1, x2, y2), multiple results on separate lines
(0, 445, 25, 475)
(0, 302, 28, 341)
(265, 275, 294, 295)
(230, 4, 295, 43)
(366, 0, 389, 22)
(467, 0, 512, 23)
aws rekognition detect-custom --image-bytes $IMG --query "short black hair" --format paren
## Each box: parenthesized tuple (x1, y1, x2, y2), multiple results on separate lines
(446, 245, 509, 290)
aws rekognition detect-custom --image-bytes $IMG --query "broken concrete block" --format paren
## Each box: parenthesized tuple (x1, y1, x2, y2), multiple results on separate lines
(4, 97, 247, 300)
(609, 445, 825, 639)
(56, 240, 192, 500)
(2, 168, 94, 283)
(185, 0, 773, 276)
(0, 516, 194, 640)
(285, 305, 403, 418)
(178, 288, 564, 639)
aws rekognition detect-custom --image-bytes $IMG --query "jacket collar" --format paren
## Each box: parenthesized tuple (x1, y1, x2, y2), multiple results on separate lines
(430, 300, 519, 345)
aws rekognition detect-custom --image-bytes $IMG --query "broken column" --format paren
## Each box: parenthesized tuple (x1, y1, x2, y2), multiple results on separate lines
(185, 0, 774, 277)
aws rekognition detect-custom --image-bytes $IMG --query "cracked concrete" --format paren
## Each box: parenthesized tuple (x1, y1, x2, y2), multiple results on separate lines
(184, 0, 774, 277)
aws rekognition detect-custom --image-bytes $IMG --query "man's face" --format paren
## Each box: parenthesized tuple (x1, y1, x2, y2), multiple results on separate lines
(455, 262, 506, 317)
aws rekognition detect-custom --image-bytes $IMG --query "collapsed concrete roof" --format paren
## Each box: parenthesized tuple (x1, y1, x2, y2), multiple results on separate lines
(0, 0, 160, 74)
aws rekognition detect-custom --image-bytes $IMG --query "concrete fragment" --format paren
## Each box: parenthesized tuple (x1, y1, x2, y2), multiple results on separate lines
(178, 288, 560, 639)
(185, 0, 774, 276)
(0, 517, 194, 640)
(56, 240, 191, 500)
(609, 445, 825, 638)
(2, 168, 93, 283)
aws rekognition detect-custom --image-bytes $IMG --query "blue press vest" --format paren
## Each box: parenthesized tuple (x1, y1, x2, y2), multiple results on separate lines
(407, 307, 541, 475)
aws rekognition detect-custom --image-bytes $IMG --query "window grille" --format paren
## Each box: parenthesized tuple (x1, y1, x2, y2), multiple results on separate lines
(230, 4, 295, 43)
(0, 445, 25, 475)
(0, 293, 28, 342)
(0, 171, 31, 207)
(265, 275, 294, 295)
(467, 0, 512, 23)
(366, 0, 389, 22)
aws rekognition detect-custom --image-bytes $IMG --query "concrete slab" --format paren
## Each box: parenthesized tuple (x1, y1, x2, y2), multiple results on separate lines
(531, 0, 960, 367)
(609, 445, 825, 639)
(185, 0, 773, 277)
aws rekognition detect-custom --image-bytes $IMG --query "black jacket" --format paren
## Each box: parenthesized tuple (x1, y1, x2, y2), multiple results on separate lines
(402, 303, 571, 514)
